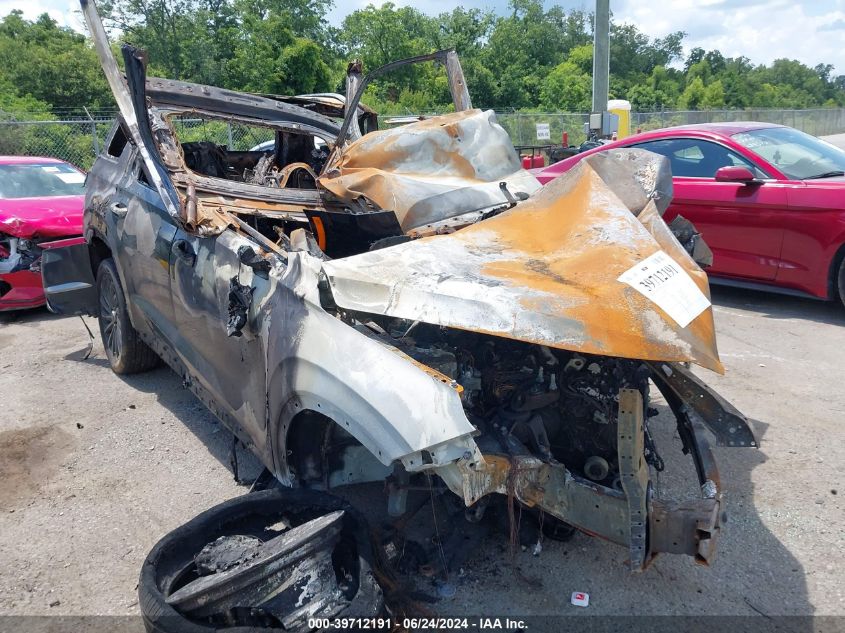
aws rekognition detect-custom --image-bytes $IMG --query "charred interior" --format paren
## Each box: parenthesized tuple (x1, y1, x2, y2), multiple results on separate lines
(173, 117, 330, 190)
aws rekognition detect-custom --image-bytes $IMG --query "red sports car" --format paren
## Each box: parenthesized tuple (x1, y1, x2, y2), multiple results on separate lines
(537, 123, 845, 307)
(0, 156, 85, 311)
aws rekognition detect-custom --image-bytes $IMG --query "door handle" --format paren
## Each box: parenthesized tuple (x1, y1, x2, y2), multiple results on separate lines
(110, 202, 128, 216)
(173, 239, 196, 267)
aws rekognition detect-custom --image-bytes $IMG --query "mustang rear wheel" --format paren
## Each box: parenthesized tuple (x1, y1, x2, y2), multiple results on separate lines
(96, 258, 159, 374)
(838, 256, 845, 310)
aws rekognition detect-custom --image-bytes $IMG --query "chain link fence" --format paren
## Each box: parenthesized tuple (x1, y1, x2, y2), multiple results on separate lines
(2, 107, 845, 169)
(0, 111, 116, 170)
(631, 108, 845, 137)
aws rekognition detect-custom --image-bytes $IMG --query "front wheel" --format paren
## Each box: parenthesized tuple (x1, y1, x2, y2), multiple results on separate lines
(97, 258, 159, 374)
(837, 256, 845, 310)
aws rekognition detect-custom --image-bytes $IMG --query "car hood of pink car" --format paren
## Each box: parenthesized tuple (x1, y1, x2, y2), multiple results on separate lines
(0, 195, 85, 239)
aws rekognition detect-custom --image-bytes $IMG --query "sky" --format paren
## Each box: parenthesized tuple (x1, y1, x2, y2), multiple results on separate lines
(4, 0, 845, 74)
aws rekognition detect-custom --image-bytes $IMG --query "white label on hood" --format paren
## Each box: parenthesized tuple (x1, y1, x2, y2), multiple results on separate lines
(618, 250, 710, 328)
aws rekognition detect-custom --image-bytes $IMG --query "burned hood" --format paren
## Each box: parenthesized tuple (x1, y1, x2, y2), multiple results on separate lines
(581, 148, 673, 216)
(0, 195, 84, 239)
(322, 161, 724, 373)
(318, 109, 541, 233)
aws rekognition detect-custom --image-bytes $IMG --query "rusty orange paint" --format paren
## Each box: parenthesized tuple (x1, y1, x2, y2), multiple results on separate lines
(451, 164, 722, 372)
(311, 216, 327, 251)
(324, 158, 724, 374)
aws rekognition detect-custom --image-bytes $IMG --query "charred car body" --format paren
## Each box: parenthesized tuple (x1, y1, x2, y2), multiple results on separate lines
(44, 0, 756, 573)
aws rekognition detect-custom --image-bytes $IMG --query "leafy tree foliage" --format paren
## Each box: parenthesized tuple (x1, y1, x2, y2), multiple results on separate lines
(0, 11, 111, 111)
(1, 0, 845, 119)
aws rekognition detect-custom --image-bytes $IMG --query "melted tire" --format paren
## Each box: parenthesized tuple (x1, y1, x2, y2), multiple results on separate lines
(138, 488, 383, 633)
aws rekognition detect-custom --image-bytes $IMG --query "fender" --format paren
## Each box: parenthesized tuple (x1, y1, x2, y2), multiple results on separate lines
(262, 253, 482, 484)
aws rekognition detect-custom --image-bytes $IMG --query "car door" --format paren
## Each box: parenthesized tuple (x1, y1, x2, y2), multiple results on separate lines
(632, 137, 787, 281)
(109, 152, 180, 340)
(83, 129, 178, 339)
(168, 224, 274, 466)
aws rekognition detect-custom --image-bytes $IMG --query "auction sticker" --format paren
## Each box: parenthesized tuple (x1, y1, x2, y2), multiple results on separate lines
(617, 250, 710, 328)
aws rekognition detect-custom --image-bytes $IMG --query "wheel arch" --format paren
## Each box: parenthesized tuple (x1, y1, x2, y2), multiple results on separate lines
(827, 241, 845, 300)
(280, 408, 392, 489)
(85, 227, 141, 330)
(266, 361, 414, 485)
(86, 229, 112, 277)
(264, 344, 479, 485)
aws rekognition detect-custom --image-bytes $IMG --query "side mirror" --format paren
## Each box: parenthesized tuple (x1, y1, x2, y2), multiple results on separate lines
(715, 165, 758, 184)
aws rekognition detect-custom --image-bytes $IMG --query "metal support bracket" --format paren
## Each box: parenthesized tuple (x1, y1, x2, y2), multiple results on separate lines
(617, 388, 649, 571)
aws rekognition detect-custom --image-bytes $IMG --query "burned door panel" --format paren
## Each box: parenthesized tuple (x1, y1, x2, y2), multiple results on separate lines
(169, 228, 273, 466)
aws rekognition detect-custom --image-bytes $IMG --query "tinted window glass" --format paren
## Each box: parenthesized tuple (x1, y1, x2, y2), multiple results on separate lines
(633, 138, 759, 178)
(0, 162, 85, 199)
(733, 127, 845, 179)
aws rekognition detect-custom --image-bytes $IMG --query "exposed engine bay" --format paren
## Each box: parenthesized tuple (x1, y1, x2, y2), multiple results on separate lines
(393, 325, 656, 487)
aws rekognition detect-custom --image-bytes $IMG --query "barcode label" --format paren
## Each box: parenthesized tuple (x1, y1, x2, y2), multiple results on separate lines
(618, 250, 710, 328)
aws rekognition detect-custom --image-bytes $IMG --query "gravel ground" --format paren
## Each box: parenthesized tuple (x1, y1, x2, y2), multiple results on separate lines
(1, 285, 844, 621)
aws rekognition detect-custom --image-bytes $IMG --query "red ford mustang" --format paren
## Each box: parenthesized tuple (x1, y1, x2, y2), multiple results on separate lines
(537, 123, 845, 307)
(0, 156, 85, 311)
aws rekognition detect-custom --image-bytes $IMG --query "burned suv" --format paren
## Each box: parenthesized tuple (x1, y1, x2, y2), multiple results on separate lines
(43, 0, 755, 572)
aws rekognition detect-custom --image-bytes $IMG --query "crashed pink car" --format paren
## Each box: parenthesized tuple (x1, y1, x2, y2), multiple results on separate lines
(0, 156, 85, 311)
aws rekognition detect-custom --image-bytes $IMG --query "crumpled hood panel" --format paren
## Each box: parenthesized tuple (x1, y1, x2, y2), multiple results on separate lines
(322, 161, 723, 373)
(319, 109, 541, 233)
(0, 195, 85, 239)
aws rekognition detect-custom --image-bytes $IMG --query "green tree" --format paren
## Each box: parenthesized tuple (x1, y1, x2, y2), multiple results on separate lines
(702, 79, 725, 108)
(339, 2, 432, 102)
(5, 0, 845, 121)
(627, 84, 670, 111)
(540, 61, 591, 111)
(0, 11, 111, 111)
(226, 4, 332, 94)
(678, 77, 706, 110)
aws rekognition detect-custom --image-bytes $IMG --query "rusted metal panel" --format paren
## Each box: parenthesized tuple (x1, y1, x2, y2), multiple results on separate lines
(323, 161, 723, 372)
(650, 499, 721, 565)
(437, 454, 631, 548)
(581, 148, 673, 216)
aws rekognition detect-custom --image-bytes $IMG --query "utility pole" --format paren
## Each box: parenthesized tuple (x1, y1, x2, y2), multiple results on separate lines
(592, 0, 610, 113)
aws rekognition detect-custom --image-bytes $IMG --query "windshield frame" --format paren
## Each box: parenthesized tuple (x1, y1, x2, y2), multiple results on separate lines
(731, 126, 845, 181)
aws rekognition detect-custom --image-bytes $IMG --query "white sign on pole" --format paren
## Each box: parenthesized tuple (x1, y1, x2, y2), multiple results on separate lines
(536, 123, 550, 140)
